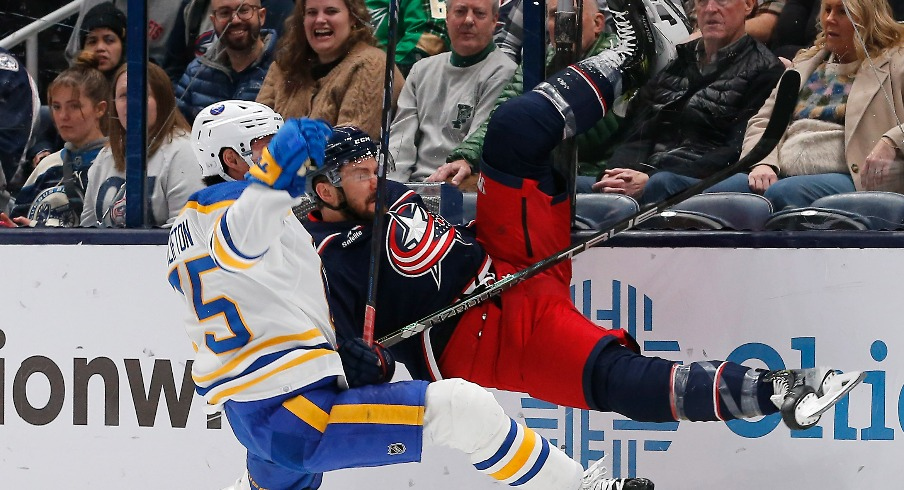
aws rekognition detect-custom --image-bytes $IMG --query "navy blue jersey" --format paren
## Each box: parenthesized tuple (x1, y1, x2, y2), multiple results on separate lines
(305, 181, 493, 379)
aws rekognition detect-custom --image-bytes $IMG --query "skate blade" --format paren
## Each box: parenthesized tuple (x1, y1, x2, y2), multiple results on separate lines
(798, 370, 865, 420)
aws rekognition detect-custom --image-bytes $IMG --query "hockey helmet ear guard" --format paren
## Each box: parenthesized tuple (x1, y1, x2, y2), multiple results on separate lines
(192, 100, 284, 181)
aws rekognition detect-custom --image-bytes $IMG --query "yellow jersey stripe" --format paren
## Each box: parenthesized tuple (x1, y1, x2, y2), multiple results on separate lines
(283, 395, 330, 432)
(491, 426, 537, 481)
(330, 404, 425, 426)
(212, 222, 254, 271)
(209, 349, 332, 406)
(184, 199, 234, 214)
(194, 329, 326, 383)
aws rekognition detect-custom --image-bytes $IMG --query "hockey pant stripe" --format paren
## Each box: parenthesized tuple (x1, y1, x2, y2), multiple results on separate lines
(283, 395, 425, 433)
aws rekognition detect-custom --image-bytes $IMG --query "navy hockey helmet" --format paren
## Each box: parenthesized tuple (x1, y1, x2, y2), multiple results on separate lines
(317, 125, 383, 187)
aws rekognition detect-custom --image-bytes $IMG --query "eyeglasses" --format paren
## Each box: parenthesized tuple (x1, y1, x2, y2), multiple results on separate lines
(212, 4, 261, 21)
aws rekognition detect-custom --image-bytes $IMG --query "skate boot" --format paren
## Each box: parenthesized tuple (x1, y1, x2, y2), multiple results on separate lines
(581, 455, 655, 490)
(220, 471, 251, 490)
(765, 367, 865, 430)
(595, 0, 656, 91)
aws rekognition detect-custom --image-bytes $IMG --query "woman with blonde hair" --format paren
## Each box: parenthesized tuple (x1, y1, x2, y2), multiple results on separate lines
(737, 0, 904, 208)
(81, 63, 203, 227)
(256, 0, 404, 138)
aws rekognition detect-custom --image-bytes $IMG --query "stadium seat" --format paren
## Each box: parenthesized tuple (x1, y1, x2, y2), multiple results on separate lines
(764, 191, 904, 231)
(638, 192, 774, 231)
(574, 193, 640, 230)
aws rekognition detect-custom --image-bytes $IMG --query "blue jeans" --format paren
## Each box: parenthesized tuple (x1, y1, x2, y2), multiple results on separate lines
(639, 172, 750, 205)
(763, 173, 856, 210)
(638, 171, 856, 210)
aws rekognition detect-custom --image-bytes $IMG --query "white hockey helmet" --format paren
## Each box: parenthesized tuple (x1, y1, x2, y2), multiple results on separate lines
(191, 100, 284, 181)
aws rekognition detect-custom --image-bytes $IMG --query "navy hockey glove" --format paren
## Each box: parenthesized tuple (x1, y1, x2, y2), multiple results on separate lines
(248, 118, 332, 197)
(338, 338, 396, 388)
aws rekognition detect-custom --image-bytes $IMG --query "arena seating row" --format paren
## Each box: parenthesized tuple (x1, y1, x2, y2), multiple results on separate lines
(562, 191, 904, 232)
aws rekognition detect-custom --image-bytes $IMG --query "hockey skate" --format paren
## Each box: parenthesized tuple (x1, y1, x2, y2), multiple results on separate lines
(765, 368, 865, 431)
(581, 455, 655, 490)
(220, 471, 251, 490)
(603, 0, 656, 90)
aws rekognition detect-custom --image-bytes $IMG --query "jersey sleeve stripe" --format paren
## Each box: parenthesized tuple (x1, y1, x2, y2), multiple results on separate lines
(193, 329, 327, 383)
(208, 348, 333, 406)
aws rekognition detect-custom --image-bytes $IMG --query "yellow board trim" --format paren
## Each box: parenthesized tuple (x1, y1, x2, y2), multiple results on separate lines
(490, 426, 537, 481)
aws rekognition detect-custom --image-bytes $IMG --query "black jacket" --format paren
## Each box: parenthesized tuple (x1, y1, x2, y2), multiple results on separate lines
(606, 36, 784, 179)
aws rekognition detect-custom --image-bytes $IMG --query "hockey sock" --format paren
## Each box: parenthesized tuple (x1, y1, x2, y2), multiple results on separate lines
(532, 52, 623, 138)
(423, 379, 583, 489)
(482, 92, 564, 192)
(592, 344, 779, 422)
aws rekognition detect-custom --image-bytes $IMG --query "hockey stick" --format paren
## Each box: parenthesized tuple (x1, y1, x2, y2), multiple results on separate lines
(363, 0, 402, 345)
(378, 69, 801, 347)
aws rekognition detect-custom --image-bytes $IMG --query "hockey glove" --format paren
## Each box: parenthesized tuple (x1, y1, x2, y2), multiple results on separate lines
(338, 337, 396, 388)
(248, 118, 332, 198)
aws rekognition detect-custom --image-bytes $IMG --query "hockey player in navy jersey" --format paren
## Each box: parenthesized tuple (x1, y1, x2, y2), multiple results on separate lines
(169, 100, 654, 489)
(303, 0, 864, 437)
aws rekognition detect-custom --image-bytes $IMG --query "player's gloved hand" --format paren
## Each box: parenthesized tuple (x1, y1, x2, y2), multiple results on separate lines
(248, 118, 332, 198)
(337, 337, 396, 388)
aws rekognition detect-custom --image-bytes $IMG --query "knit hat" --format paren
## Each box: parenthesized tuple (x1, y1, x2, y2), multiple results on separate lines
(80, 2, 127, 46)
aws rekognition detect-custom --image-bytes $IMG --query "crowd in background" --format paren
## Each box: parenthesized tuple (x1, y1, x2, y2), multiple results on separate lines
(1, 0, 904, 228)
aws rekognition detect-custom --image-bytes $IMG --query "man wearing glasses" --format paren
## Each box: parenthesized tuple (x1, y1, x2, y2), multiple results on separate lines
(175, 0, 278, 122)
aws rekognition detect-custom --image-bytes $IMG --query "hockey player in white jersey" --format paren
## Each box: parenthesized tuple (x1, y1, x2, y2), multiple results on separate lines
(167, 101, 654, 490)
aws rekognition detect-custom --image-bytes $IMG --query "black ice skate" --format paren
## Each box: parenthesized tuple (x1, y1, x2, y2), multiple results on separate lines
(603, 0, 656, 90)
(582, 455, 655, 490)
(765, 368, 865, 430)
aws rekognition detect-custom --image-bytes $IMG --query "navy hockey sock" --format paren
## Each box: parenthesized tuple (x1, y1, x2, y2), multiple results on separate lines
(532, 53, 624, 138)
(592, 344, 779, 422)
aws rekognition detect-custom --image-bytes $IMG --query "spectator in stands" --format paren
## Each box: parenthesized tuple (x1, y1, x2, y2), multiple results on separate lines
(495, 0, 614, 65)
(174, 0, 278, 122)
(6, 54, 109, 228)
(256, 0, 404, 139)
(713, 0, 904, 209)
(162, 0, 295, 84)
(0, 48, 40, 214)
(591, 0, 784, 204)
(682, 0, 784, 38)
(66, 0, 183, 68)
(80, 63, 203, 227)
(387, 0, 516, 183)
(366, 0, 449, 76)
(77, 2, 128, 78)
(436, 0, 619, 192)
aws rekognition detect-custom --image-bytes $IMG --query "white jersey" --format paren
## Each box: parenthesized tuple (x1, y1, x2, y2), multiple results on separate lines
(166, 181, 346, 410)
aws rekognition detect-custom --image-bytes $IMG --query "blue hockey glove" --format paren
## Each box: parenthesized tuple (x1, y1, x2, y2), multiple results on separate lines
(248, 118, 332, 197)
(337, 337, 396, 388)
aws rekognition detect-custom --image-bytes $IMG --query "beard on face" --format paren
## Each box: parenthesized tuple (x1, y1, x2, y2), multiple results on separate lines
(219, 20, 261, 51)
(338, 190, 376, 222)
